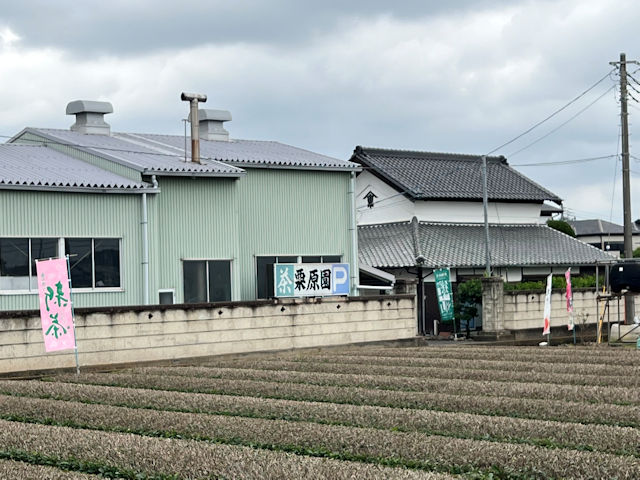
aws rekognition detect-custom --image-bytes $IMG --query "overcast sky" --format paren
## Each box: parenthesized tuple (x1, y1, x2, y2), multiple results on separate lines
(2, 0, 640, 223)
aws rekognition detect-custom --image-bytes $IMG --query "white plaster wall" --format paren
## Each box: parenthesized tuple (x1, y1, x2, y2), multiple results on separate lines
(0, 296, 416, 375)
(356, 171, 543, 225)
(356, 171, 414, 225)
(414, 201, 542, 224)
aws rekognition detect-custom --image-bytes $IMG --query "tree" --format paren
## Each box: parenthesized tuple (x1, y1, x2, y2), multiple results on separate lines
(546, 219, 576, 237)
(454, 279, 482, 338)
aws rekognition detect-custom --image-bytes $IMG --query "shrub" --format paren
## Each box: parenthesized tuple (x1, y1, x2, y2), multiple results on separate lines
(504, 274, 602, 291)
(546, 219, 576, 237)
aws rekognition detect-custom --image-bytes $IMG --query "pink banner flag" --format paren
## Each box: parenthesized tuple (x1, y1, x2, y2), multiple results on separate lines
(542, 273, 552, 336)
(565, 268, 574, 331)
(36, 258, 76, 352)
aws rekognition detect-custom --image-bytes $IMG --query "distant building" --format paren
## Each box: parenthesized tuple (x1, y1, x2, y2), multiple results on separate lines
(569, 219, 640, 257)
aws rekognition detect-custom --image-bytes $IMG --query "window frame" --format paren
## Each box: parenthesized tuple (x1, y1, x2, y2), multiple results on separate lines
(158, 288, 176, 305)
(0, 236, 60, 294)
(0, 236, 123, 295)
(182, 258, 233, 304)
(65, 237, 123, 292)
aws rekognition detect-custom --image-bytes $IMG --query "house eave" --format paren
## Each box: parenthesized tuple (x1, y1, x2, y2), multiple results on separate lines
(0, 184, 160, 195)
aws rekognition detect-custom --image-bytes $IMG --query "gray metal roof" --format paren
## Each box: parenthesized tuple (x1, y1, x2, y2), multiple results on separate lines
(24, 128, 245, 177)
(24, 128, 357, 173)
(129, 133, 358, 170)
(0, 144, 150, 192)
(569, 219, 640, 236)
(359, 220, 614, 269)
(351, 146, 562, 203)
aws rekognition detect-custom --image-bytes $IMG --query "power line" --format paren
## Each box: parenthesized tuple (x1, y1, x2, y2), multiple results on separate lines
(511, 154, 618, 167)
(484, 69, 616, 156)
(507, 85, 615, 157)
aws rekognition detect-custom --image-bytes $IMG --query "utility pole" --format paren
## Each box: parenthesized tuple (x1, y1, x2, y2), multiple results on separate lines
(481, 155, 491, 276)
(610, 53, 637, 323)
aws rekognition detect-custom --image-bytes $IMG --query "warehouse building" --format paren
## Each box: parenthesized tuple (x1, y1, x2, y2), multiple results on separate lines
(0, 99, 359, 310)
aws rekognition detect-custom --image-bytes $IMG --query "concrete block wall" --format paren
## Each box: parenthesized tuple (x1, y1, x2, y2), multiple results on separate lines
(0, 295, 416, 375)
(502, 289, 623, 331)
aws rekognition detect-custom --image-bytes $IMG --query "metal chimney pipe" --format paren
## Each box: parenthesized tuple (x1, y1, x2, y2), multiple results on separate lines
(180, 92, 207, 163)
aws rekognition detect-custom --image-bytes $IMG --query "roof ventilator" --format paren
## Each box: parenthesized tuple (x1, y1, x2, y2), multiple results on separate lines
(196, 109, 232, 142)
(66, 100, 113, 135)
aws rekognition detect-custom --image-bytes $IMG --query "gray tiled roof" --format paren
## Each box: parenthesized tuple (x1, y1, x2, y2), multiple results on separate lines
(26, 128, 245, 176)
(351, 146, 562, 203)
(0, 144, 150, 191)
(569, 219, 640, 236)
(130, 133, 358, 170)
(359, 220, 614, 268)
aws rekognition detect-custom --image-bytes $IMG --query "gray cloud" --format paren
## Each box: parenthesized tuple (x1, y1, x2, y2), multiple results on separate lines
(4, 0, 514, 55)
(1, 0, 639, 222)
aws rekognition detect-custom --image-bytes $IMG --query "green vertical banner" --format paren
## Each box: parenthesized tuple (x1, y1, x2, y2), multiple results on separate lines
(434, 268, 454, 323)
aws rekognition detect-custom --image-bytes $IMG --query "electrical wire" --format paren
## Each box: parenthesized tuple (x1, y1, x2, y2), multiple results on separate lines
(511, 154, 618, 167)
(484, 69, 616, 156)
(507, 85, 616, 158)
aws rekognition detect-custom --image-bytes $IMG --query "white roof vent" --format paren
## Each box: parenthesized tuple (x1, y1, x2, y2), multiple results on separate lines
(193, 109, 231, 141)
(66, 100, 113, 135)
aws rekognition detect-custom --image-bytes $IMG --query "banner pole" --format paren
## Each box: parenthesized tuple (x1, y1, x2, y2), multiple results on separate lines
(66, 255, 80, 375)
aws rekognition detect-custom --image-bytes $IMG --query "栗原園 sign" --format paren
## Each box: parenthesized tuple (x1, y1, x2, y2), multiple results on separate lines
(274, 263, 350, 297)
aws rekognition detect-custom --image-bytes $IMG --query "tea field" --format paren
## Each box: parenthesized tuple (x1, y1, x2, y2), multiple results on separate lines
(0, 344, 639, 479)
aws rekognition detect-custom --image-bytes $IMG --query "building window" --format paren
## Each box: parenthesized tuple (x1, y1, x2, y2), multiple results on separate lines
(256, 255, 342, 298)
(183, 260, 231, 303)
(65, 238, 121, 289)
(0, 238, 58, 292)
(158, 289, 175, 305)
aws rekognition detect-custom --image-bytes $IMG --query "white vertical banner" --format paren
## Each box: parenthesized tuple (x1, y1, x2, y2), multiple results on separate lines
(542, 273, 552, 336)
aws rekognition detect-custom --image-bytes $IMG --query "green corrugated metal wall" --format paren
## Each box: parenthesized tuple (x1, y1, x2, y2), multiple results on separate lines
(236, 169, 352, 299)
(0, 190, 143, 310)
(148, 170, 353, 303)
(150, 177, 240, 304)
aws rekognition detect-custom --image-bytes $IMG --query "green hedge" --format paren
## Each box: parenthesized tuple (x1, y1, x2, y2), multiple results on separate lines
(503, 274, 602, 291)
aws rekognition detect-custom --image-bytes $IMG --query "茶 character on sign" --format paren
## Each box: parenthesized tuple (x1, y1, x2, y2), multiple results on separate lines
(307, 269, 319, 291)
(277, 268, 293, 295)
(295, 269, 306, 291)
(45, 313, 68, 339)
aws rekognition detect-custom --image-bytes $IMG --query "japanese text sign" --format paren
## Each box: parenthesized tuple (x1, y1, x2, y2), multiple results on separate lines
(434, 268, 454, 323)
(36, 258, 76, 352)
(274, 263, 350, 297)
